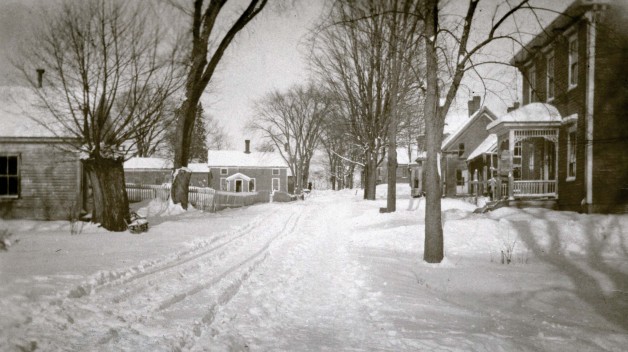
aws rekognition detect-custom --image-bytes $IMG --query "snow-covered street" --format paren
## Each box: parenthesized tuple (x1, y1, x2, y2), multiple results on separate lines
(1, 186, 627, 351)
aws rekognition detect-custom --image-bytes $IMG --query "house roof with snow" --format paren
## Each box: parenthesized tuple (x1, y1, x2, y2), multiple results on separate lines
(441, 106, 497, 151)
(395, 146, 426, 164)
(467, 134, 498, 161)
(487, 103, 562, 133)
(206, 150, 288, 168)
(0, 86, 75, 139)
(124, 157, 208, 173)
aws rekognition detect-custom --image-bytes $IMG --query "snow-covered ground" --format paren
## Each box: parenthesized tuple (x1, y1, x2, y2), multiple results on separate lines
(1, 185, 627, 351)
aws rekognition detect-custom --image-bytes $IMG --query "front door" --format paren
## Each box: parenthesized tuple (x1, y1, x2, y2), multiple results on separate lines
(235, 180, 242, 192)
(456, 169, 468, 194)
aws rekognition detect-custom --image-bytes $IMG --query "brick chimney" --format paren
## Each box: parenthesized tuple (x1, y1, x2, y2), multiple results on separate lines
(507, 102, 520, 113)
(244, 139, 251, 154)
(36, 69, 45, 88)
(468, 95, 481, 117)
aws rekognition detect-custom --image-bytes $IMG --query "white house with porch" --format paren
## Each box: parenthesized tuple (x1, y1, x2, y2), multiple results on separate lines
(486, 103, 561, 200)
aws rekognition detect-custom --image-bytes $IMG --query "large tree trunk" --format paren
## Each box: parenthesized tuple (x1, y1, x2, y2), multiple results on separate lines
(172, 98, 199, 207)
(385, 146, 397, 212)
(171, 168, 192, 210)
(363, 151, 378, 200)
(423, 0, 445, 263)
(82, 157, 129, 232)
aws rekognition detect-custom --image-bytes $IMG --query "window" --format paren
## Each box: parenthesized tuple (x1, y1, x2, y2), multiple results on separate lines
(272, 178, 280, 191)
(528, 66, 536, 103)
(568, 34, 578, 89)
(249, 178, 256, 192)
(458, 143, 465, 157)
(567, 127, 577, 180)
(513, 141, 522, 181)
(220, 168, 228, 175)
(220, 178, 228, 191)
(546, 53, 555, 101)
(272, 168, 280, 176)
(456, 169, 464, 186)
(0, 155, 20, 197)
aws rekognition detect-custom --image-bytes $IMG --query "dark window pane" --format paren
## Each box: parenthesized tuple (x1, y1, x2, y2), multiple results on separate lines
(0, 177, 7, 195)
(8, 156, 18, 175)
(8, 176, 18, 195)
(0, 157, 7, 175)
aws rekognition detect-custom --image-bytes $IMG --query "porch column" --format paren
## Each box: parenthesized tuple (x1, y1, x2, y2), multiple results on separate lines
(508, 129, 515, 200)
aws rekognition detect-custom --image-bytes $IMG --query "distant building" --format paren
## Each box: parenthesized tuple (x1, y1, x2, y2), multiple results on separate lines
(207, 140, 290, 194)
(376, 145, 425, 185)
(441, 98, 497, 197)
(123, 157, 209, 187)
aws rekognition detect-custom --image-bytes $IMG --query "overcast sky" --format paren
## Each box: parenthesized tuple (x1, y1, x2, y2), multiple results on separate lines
(0, 0, 572, 149)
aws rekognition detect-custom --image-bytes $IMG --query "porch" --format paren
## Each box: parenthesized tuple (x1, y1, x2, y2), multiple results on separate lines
(487, 103, 562, 201)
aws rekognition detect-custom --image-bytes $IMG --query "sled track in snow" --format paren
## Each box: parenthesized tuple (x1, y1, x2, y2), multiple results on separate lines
(66, 212, 269, 299)
(8, 207, 306, 351)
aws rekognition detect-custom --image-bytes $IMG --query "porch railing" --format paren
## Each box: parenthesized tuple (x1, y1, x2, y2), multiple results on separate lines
(513, 180, 556, 196)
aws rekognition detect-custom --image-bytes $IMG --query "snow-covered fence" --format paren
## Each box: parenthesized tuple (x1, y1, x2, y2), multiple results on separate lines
(188, 186, 216, 212)
(125, 183, 267, 212)
(212, 191, 270, 211)
(126, 183, 162, 202)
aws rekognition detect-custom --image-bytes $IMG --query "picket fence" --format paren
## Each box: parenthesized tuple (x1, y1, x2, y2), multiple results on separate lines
(125, 183, 268, 212)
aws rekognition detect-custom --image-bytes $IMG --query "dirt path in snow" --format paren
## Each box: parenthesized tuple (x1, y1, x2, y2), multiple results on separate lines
(201, 194, 396, 351)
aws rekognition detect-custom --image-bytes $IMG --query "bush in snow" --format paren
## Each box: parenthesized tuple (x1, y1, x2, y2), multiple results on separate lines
(0, 229, 15, 251)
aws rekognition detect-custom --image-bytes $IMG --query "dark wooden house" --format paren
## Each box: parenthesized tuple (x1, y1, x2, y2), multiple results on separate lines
(495, 0, 628, 213)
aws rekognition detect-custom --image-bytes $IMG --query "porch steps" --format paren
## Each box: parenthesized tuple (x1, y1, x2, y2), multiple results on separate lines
(473, 198, 558, 213)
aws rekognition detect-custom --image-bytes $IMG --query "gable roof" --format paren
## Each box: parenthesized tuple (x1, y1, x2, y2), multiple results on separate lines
(0, 86, 73, 139)
(226, 172, 251, 182)
(395, 145, 426, 165)
(441, 106, 497, 150)
(124, 157, 208, 173)
(207, 150, 288, 168)
(467, 134, 498, 161)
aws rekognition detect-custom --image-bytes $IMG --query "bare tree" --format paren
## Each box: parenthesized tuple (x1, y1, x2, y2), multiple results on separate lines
(319, 110, 362, 191)
(17, 0, 181, 231)
(169, 0, 267, 209)
(311, 0, 421, 201)
(419, 0, 544, 262)
(125, 95, 178, 158)
(251, 83, 331, 194)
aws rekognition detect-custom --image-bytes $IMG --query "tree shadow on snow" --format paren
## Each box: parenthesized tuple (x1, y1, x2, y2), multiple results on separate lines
(512, 218, 628, 332)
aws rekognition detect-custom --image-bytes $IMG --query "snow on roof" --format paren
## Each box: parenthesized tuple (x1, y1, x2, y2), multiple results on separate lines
(207, 150, 288, 168)
(442, 106, 496, 150)
(124, 157, 208, 173)
(467, 134, 497, 161)
(0, 86, 73, 138)
(487, 103, 562, 131)
(395, 146, 426, 164)
(124, 157, 172, 169)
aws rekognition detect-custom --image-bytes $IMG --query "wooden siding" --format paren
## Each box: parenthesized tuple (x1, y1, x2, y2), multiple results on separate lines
(0, 141, 81, 220)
